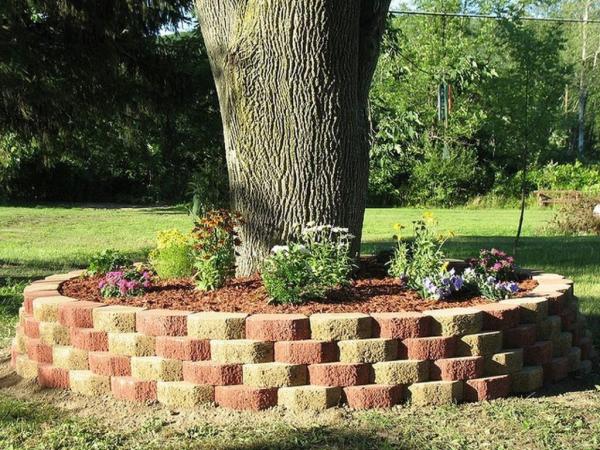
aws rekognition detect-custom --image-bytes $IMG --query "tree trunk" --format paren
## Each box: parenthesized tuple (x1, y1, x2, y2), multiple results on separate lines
(195, 0, 390, 275)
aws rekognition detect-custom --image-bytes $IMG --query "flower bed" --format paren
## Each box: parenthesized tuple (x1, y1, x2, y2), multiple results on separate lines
(11, 270, 597, 411)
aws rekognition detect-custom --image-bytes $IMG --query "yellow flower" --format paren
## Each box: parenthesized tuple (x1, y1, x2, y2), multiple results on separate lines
(423, 211, 435, 222)
(442, 261, 449, 271)
(156, 229, 190, 250)
(393, 223, 405, 232)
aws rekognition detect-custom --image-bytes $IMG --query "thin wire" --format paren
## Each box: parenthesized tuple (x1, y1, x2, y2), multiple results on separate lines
(389, 10, 600, 25)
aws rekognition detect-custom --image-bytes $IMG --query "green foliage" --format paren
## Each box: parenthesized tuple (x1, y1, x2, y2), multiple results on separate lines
(388, 214, 450, 292)
(0, 1, 226, 204)
(86, 249, 130, 276)
(149, 229, 194, 279)
(529, 162, 600, 193)
(192, 210, 241, 291)
(261, 225, 354, 305)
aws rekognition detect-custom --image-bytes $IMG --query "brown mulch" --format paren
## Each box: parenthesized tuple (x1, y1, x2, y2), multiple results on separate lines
(60, 270, 538, 315)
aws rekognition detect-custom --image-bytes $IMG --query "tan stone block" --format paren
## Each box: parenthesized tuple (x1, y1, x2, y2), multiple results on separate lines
(24, 282, 61, 293)
(15, 355, 38, 379)
(108, 333, 155, 357)
(278, 385, 341, 411)
(338, 338, 397, 363)
(131, 356, 183, 381)
(511, 366, 543, 393)
(243, 362, 307, 388)
(485, 350, 523, 375)
(210, 340, 273, 364)
(187, 312, 248, 339)
(69, 370, 110, 396)
(552, 332, 572, 357)
(373, 359, 429, 384)
(309, 313, 372, 341)
(93, 305, 146, 333)
(501, 297, 548, 323)
(156, 381, 214, 408)
(424, 308, 483, 336)
(536, 316, 561, 341)
(39, 322, 70, 345)
(53, 346, 89, 370)
(33, 296, 77, 322)
(15, 328, 27, 353)
(457, 331, 503, 356)
(567, 347, 581, 372)
(408, 381, 463, 406)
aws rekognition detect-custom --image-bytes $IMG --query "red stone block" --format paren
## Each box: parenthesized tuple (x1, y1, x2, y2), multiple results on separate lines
(579, 337, 593, 360)
(371, 312, 431, 339)
(24, 317, 40, 339)
(524, 341, 553, 365)
(23, 290, 61, 314)
(405, 336, 456, 360)
(183, 361, 242, 385)
(503, 324, 537, 348)
(543, 357, 569, 384)
(156, 336, 210, 361)
(111, 376, 157, 402)
(246, 314, 310, 341)
(58, 301, 104, 328)
(215, 385, 277, 411)
(343, 385, 404, 409)
(10, 346, 18, 368)
(308, 363, 370, 387)
(546, 293, 567, 315)
(274, 340, 337, 364)
(70, 328, 109, 351)
(431, 356, 484, 381)
(88, 351, 131, 376)
(560, 310, 577, 331)
(26, 338, 53, 364)
(477, 303, 520, 331)
(38, 364, 70, 389)
(464, 375, 511, 402)
(136, 309, 191, 336)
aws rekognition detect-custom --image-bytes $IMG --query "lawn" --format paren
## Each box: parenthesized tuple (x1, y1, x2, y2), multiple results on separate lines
(0, 204, 599, 449)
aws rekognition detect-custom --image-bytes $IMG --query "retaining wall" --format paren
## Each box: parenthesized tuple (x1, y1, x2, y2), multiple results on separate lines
(10, 271, 598, 411)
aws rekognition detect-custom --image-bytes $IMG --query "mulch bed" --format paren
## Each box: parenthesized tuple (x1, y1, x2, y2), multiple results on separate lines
(61, 264, 538, 315)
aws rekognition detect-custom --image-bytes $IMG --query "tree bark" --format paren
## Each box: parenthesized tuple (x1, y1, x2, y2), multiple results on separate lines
(195, 0, 390, 275)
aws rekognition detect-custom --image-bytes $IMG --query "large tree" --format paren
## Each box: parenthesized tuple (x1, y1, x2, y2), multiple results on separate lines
(196, 0, 391, 275)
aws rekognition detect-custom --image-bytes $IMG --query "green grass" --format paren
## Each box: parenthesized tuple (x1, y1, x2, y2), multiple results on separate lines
(0, 204, 599, 449)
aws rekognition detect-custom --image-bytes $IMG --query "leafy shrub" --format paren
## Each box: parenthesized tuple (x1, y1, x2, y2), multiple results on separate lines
(192, 210, 242, 291)
(469, 248, 516, 281)
(408, 146, 488, 206)
(388, 214, 451, 292)
(98, 267, 153, 297)
(463, 268, 519, 300)
(261, 224, 354, 304)
(545, 196, 600, 236)
(421, 268, 464, 300)
(87, 249, 130, 276)
(530, 161, 600, 193)
(149, 229, 194, 279)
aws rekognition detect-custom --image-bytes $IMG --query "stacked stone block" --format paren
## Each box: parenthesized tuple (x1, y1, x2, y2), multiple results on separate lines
(10, 271, 597, 412)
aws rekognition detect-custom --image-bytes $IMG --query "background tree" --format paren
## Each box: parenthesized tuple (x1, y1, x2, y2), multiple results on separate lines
(195, 0, 391, 275)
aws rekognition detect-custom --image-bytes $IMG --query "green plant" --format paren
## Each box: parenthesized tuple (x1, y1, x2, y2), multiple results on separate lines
(86, 249, 130, 276)
(462, 268, 519, 301)
(149, 229, 194, 279)
(98, 267, 153, 297)
(192, 210, 242, 291)
(388, 214, 451, 292)
(545, 195, 600, 236)
(261, 224, 354, 304)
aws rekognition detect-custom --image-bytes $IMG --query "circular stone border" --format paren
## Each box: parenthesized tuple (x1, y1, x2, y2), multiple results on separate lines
(11, 270, 598, 411)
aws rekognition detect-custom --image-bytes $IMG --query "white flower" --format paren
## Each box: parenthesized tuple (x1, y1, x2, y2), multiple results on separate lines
(332, 227, 349, 233)
(271, 245, 289, 254)
(296, 244, 310, 255)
